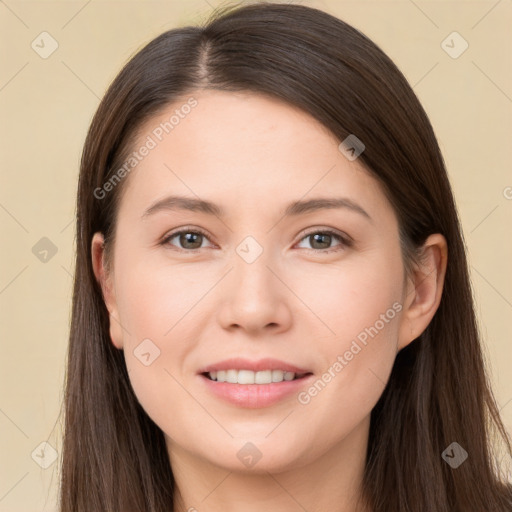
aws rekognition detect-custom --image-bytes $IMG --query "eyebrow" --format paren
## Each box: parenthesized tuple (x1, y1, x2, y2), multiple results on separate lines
(141, 195, 372, 222)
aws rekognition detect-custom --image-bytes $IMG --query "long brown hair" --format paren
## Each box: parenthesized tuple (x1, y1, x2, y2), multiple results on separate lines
(60, 2, 512, 510)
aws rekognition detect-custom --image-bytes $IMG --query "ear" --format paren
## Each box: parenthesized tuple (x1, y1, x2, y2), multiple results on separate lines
(91, 232, 124, 350)
(397, 233, 448, 351)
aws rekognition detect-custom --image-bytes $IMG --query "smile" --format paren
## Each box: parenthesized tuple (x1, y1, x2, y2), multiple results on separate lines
(199, 372, 314, 408)
(205, 369, 309, 384)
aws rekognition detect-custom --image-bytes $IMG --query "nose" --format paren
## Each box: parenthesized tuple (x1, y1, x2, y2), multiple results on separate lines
(216, 248, 293, 336)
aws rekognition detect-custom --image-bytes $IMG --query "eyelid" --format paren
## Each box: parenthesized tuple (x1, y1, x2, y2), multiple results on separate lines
(295, 226, 353, 244)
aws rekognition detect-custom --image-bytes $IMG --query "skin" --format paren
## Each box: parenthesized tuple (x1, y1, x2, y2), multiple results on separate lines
(92, 89, 447, 512)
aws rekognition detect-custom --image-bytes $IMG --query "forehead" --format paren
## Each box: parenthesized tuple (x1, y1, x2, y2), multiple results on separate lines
(116, 89, 393, 225)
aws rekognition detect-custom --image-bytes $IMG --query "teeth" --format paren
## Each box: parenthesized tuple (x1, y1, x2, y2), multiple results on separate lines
(271, 370, 284, 382)
(208, 369, 300, 384)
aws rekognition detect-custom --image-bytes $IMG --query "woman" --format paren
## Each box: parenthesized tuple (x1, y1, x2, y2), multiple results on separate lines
(60, 2, 512, 511)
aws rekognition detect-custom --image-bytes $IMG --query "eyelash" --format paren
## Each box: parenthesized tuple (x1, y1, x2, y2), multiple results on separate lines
(160, 226, 353, 254)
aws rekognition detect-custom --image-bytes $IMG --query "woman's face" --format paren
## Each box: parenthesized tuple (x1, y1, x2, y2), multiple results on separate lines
(93, 89, 415, 474)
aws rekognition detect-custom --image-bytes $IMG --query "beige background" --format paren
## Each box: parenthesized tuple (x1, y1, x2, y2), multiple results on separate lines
(0, 0, 511, 510)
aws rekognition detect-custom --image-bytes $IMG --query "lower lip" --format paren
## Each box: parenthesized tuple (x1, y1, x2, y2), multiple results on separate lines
(199, 373, 314, 408)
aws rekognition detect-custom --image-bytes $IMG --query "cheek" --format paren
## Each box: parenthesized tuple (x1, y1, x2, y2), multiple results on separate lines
(293, 251, 403, 426)
(288, 244, 403, 348)
(114, 254, 202, 343)
(112, 256, 211, 426)
(295, 296, 401, 460)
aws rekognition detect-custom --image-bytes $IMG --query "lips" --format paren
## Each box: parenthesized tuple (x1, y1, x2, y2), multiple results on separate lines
(197, 357, 314, 408)
(197, 357, 312, 375)
(199, 371, 315, 408)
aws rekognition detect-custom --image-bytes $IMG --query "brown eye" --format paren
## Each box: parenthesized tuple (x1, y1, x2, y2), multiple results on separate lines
(296, 229, 351, 253)
(162, 229, 211, 251)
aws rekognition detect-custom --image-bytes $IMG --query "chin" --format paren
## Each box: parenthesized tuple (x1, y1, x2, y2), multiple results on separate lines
(204, 437, 311, 475)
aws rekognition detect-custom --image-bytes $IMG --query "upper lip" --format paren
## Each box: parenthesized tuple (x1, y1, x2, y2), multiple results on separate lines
(198, 357, 312, 374)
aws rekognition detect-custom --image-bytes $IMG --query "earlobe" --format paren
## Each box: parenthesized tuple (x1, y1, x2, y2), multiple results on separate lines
(397, 233, 448, 351)
(91, 232, 124, 350)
